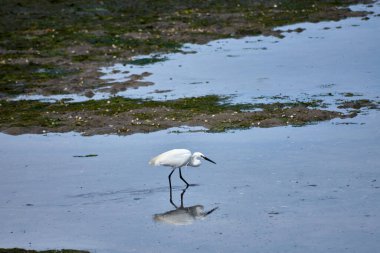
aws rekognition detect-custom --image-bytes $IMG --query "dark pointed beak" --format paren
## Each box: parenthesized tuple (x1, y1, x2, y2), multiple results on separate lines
(202, 156, 216, 164)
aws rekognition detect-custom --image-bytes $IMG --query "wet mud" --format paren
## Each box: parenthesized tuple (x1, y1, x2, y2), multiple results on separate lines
(0, 96, 354, 136)
(0, 0, 372, 98)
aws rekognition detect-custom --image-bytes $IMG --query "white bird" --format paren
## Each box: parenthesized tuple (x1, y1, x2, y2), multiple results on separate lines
(149, 149, 216, 188)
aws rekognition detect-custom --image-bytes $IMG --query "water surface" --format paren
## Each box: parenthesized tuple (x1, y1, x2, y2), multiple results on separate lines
(0, 110, 379, 253)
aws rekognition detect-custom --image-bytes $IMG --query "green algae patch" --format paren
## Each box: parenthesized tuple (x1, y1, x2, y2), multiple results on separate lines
(0, 95, 344, 136)
(0, 63, 79, 95)
(125, 56, 169, 66)
(337, 99, 379, 109)
(0, 0, 371, 97)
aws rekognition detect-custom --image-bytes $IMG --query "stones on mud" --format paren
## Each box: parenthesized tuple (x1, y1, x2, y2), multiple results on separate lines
(1, 95, 377, 136)
(0, 0, 372, 98)
(84, 90, 95, 98)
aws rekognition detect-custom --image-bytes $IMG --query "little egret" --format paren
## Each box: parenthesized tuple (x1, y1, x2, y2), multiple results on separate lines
(149, 149, 216, 189)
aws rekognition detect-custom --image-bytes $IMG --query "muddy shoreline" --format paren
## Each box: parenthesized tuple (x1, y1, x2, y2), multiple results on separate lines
(0, 0, 373, 98)
(1, 95, 378, 136)
(0, 0, 377, 136)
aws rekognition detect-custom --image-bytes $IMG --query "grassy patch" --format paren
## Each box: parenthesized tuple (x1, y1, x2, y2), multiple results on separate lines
(0, 63, 80, 95)
(0, 95, 344, 135)
(0, 0, 370, 96)
(338, 99, 378, 109)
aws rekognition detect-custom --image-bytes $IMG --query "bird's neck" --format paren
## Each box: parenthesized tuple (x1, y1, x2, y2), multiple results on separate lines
(189, 156, 201, 167)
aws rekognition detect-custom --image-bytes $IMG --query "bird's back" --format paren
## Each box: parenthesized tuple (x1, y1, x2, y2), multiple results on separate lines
(149, 149, 192, 168)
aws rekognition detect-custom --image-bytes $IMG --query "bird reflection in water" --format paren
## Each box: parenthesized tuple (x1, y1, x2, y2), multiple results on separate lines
(153, 187, 218, 225)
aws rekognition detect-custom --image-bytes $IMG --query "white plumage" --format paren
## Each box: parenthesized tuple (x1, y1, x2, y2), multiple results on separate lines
(149, 149, 216, 188)
(149, 149, 192, 168)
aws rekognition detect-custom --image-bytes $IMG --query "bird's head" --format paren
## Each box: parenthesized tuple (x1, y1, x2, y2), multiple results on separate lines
(193, 152, 216, 164)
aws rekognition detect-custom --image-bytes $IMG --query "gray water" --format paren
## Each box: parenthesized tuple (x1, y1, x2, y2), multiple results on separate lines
(0, 111, 379, 253)
(2, 2, 380, 253)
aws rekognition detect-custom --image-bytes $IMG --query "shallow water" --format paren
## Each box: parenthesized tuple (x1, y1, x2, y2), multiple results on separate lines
(103, 3, 380, 104)
(0, 111, 379, 253)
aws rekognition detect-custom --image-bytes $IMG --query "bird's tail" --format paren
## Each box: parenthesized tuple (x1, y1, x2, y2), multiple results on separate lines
(149, 156, 159, 166)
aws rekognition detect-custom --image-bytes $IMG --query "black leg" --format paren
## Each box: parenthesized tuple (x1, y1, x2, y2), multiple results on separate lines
(180, 188, 187, 208)
(168, 169, 175, 189)
(179, 167, 190, 188)
(168, 169, 175, 206)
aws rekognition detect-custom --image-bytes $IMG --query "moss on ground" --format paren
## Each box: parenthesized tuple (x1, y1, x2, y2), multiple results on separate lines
(125, 56, 169, 66)
(337, 99, 379, 109)
(0, 63, 79, 95)
(0, 95, 344, 135)
(0, 0, 371, 97)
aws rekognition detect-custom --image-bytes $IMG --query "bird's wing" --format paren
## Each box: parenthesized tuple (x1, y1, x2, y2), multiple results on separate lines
(149, 149, 191, 167)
